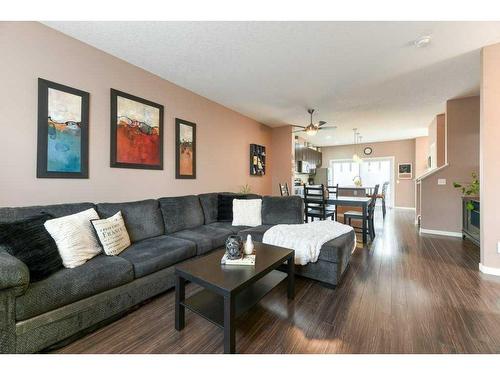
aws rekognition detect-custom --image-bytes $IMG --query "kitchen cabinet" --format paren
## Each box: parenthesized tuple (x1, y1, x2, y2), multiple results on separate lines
(294, 143, 322, 168)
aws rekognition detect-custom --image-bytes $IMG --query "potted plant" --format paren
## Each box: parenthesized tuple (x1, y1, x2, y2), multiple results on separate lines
(453, 172, 479, 211)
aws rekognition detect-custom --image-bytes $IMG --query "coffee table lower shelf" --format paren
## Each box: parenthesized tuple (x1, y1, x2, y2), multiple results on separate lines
(181, 270, 287, 329)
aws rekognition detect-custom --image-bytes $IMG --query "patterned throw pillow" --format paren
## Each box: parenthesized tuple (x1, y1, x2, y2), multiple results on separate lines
(44, 208, 102, 268)
(91, 211, 131, 256)
(0, 214, 63, 282)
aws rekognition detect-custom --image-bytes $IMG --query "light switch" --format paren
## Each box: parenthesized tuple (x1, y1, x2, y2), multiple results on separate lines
(497, 242, 500, 254)
(438, 178, 447, 185)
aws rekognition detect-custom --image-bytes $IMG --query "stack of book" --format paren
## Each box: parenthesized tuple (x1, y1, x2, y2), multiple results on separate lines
(221, 253, 256, 265)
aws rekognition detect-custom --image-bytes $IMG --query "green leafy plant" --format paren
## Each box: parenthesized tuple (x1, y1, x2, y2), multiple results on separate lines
(239, 184, 252, 194)
(453, 172, 479, 211)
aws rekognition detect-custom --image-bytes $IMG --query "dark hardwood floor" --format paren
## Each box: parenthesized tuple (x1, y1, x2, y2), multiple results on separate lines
(54, 208, 500, 354)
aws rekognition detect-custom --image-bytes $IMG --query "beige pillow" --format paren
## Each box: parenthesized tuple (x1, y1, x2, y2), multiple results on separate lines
(91, 211, 131, 256)
(92, 211, 130, 255)
(232, 199, 262, 227)
(44, 208, 102, 268)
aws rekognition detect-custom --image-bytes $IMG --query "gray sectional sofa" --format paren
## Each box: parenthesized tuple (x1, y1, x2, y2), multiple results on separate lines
(0, 193, 353, 353)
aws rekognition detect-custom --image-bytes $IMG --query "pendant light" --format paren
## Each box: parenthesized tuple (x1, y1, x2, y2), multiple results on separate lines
(352, 129, 361, 163)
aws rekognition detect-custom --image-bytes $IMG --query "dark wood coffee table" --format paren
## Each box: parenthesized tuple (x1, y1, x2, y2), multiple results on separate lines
(174, 241, 295, 354)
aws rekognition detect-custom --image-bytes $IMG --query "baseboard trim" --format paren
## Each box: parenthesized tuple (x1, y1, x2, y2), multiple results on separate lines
(419, 228, 462, 238)
(394, 206, 416, 210)
(479, 263, 500, 276)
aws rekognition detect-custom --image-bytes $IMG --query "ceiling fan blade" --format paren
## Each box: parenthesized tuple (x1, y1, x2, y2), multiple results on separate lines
(319, 125, 337, 129)
(292, 130, 306, 133)
(317, 121, 327, 127)
(292, 125, 306, 129)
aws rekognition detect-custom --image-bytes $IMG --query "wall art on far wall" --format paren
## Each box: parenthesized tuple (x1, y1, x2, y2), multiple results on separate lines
(398, 163, 413, 179)
(37, 78, 89, 178)
(175, 118, 196, 179)
(110, 89, 164, 170)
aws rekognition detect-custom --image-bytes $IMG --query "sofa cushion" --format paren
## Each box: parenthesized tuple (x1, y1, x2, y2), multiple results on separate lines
(198, 193, 219, 224)
(15, 255, 133, 321)
(159, 196, 205, 234)
(96, 199, 164, 242)
(169, 225, 232, 255)
(119, 235, 196, 278)
(262, 196, 303, 225)
(237, 225, 274, 242)
(0, 202, 96, 224)
(207, 221, 250, 234)
(318, 231, 356, 263)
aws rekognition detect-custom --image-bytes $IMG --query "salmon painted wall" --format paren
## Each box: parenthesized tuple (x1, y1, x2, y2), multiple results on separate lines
(436, 114, 446, 167)
(0, 22, 273, 207)
(420, 96, 480, 234)
(427, 113, 446, 169)
(270, 126, 294, 196)
(321, 139, 416, 208)
(415, 136, 429, 178)
(480, 43, 500, 271)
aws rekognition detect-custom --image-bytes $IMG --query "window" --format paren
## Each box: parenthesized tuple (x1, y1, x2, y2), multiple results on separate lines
(329, 158, 393, 207)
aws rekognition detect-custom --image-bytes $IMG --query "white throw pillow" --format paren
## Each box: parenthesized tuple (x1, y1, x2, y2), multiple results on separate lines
(91, 211, 131, 256)
(232, 199, 262, 227)
(44, 208, 102, 268)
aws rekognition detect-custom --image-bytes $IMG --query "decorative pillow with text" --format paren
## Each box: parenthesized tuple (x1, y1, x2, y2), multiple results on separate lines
(91, 211, 131, 256)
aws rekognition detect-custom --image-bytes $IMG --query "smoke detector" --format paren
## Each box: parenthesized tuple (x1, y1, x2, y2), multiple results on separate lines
(414, 35, 432, 48)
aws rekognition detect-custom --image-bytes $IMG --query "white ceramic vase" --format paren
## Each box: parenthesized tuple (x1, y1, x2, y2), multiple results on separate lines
(244, 234, 254, 255)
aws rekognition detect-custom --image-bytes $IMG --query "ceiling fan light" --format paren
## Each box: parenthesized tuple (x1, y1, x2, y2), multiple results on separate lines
(305, 126, 318, 136)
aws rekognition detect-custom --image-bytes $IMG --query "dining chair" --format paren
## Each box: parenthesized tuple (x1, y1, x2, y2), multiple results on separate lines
(326, 184, 339, 221)
(377, 181, 389, 218)
(304, 185, 335, 222)
(279, 183, 290, 197)
(343, 184, 380, 241)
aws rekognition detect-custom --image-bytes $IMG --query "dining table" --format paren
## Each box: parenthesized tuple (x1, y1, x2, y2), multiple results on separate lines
(303, 195, 373, 244)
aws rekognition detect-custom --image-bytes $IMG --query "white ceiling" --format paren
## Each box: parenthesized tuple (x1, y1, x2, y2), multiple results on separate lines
(44, 21, 500, 146)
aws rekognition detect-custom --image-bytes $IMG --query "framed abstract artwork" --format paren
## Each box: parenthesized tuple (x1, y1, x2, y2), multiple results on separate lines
(398, 163, 413, 179)
(37, 78, 89, 178)
(110, 89, 164, 170)
(175, 118, 196, 179)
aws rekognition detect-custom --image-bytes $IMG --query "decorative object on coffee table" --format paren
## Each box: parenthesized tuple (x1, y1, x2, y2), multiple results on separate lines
(225, 235, 243, 259)
(37, 78, 89, 179)
(175, 118, 196, 179)
(110, 89, 164, 170)
(175, 242, 294, 353)
(250, 144, 266, 176)
(220, 253, 256, 265)
(244, 234, 254, 255)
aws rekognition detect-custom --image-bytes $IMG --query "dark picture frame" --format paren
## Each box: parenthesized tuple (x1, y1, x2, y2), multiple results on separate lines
(398, 163, 413, 179)
(175, 118, 197, 179)
(110, 89, 164, 170)
(37, 78, 89, 179)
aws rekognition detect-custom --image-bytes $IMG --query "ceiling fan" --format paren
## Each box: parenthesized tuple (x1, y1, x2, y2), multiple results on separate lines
(292, 109, 337, 136)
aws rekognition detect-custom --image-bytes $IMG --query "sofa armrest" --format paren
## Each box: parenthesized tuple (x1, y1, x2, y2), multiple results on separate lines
(0, 249, 29, 296)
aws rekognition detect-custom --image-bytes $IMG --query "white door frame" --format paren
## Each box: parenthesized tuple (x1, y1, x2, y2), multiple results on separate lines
(329, 156, 395, 208)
